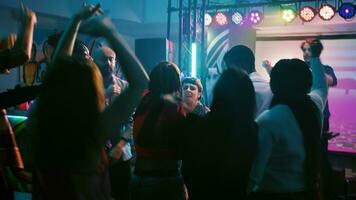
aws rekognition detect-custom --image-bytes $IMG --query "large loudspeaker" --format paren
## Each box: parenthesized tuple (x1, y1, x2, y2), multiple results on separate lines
(135, 38, 173, 75)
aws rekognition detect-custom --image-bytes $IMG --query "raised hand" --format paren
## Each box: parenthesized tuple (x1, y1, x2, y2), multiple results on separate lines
(51, 3, 101, 62)
(79, 16, 116, 38)
(106, 84, 121, 97)
(11, 0, 37, 24)
(19, 0, 37, 25)
(73, 3, 101, 21)
(309, 39, 323, 58)
(262, 60, 273, 74)
(2, 0, 37, 72)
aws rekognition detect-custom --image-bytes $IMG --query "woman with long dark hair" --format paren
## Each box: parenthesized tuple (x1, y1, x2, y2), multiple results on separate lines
(182, 68, 258, 199)
(249, 41, 327, 200)
(131, 61, 187, 200)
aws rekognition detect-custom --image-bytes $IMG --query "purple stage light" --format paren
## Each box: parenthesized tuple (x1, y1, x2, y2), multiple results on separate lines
(248, 10, 263, 25)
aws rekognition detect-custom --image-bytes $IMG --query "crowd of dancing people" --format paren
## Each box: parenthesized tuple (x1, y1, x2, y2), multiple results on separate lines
(0, 3, 338, 200)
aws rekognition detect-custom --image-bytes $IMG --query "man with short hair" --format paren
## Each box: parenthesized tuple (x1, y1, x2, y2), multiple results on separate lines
(301, 38, 338, 200)
(93, 46, 132, 200)
(182, 77, 210, 116)
(92, 46, 128, 105)
(301, 38, 337, 132)
(224, 45, 273, 116)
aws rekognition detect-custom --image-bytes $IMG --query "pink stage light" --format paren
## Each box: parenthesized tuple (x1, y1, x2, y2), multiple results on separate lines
(215, 12, 228, 26)
(299, 6, 316, 22)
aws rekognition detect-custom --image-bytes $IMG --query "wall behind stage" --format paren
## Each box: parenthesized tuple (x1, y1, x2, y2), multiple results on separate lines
(255, 39, 356, 154)
(205, 25, 256, 106)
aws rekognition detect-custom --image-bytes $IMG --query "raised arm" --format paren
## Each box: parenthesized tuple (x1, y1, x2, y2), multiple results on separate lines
(80, 16, 149, 138)
(309, 41, 328, 112)
(105, 27, 149, 90)
(1, 3, 36, 73)
(51, 4, 100, 64)
(262, 60, 273, 75)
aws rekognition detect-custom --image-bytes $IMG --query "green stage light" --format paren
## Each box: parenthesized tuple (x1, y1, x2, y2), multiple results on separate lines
(281, 5, 297, 23)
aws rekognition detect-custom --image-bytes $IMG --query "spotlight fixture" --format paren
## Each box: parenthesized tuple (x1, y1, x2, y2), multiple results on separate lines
(299, 6, 316, 22)
(338, 3, 355, 20)
(232, 11, 244, 25)
(319, 3, 336, 21)
(248, 10, 263, 25)
(281, 8, 297, 23)
(280, 4, 297, 23)
(205, 13, 212, 26)
(215, 12, 228, 26)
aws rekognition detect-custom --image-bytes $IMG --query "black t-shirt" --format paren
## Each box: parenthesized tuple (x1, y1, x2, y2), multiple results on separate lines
(181, 114, 258, 199)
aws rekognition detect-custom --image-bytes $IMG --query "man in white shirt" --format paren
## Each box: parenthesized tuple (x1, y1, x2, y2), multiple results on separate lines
(223, 45, 273, 117)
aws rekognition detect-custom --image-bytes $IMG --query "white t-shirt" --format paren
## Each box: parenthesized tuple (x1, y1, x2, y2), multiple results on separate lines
(249, 58, 328, 193)
(249, 72, 273, 117)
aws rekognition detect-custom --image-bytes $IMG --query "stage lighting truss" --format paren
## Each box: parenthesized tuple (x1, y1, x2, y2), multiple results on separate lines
(319, 3, 336, 21)
(232, 11, 244, 25)
(299, 6, 316, 22)
(215, 12, 228, 26)
(248, 10, 263, 25)
(205, 13, 212, 26)
(192, 1, 354, 30)
(338, 3, 356, 20)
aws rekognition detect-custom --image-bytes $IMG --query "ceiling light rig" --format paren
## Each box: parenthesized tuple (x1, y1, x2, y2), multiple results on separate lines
(201, 1, 356, 28)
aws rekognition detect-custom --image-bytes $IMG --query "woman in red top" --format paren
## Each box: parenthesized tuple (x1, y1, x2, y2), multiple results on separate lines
(131, 61, 187, 200)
